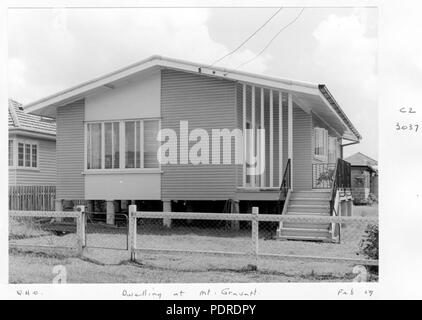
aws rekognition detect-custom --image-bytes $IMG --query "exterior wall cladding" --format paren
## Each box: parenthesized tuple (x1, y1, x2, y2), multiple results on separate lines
(8, 137, 56, 186)
(161, 69, 238, 201)
(56, 100, 85, 200)
(56, 68, 319, 201)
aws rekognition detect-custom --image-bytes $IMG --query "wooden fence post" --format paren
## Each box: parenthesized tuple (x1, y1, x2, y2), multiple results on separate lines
(251, 206, 259, 269)
(76, 205, 86, 255)
(128, 205, 137, 261)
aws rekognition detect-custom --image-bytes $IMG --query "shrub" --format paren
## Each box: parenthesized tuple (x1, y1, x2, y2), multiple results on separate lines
(360, 224, 379, 260)
(359, 224, 379, 275)
(368, 193, 378, 204)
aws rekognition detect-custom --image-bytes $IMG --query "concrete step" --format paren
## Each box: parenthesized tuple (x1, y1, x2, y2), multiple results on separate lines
(287, 204, 330, 214)
(289, 198, 329, 206)
(282, 221, 330, 229)
(291, 191, 331, 199)
(278, 235, 333, 242)
(285, 211, 330, 216)
(280, 227, 331, 238)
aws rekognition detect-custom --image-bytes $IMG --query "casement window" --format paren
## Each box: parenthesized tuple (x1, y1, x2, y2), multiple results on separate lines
(12, 139, 38, 168)
(86, 119, 160, 171)
(143, 120, 160, 168)
(87, 123, 103, 169)
(328, 137, 338, 163)
(104, 122, 120, 169)
(8, 140, 13, 166)
(314, 127, 339, 163)
(314, 127, 328, 161)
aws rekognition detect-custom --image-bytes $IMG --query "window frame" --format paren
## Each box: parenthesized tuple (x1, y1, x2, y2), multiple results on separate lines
(8, 139, 14, 167)
(84, 118, 161, 173)
(9, 138, 39, 170)
(313, 127, 328, 162)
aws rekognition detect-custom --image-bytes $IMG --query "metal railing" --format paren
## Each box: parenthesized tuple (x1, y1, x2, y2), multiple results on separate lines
(279, 159, 291, 201)
(312, 163, 336, 189)
(328, 159, 352, 241)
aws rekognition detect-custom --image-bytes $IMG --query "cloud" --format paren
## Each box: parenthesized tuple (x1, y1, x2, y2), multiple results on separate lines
(8, 8, 269, 103)
(313, 13, 377, 100)
(312, 12, 378, 159)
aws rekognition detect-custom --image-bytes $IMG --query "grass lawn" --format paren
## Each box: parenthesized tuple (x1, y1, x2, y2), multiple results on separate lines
(10, 249, 377, 283)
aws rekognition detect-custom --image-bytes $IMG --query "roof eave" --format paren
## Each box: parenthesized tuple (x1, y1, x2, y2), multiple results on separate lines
(9, 128, 56, 140)
(318, 84, 362, 141)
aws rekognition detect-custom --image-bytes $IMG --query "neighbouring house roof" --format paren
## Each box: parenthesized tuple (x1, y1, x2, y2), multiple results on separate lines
(22, 55, 361, 141)
(345, 152, 378, 172)
(8, 99, 56, 138)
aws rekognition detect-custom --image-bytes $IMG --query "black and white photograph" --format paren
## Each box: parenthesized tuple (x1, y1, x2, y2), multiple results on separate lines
(1, 0, 422, 301)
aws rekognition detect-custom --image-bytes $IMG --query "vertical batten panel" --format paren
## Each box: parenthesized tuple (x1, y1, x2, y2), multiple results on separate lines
(251, 86, 255, 187)
(279, 91, 283, 183)
(288, 92, 293, 188)
(260, 87, 265, 187)
(269, 90, 274, 188)
(242, 83, 246, 187)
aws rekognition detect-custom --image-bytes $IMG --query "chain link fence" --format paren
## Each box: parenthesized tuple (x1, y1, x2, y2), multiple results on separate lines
(9, 211, 80, 252)
(9, 206, 378, 280)
(132, 208, 378, 278)
(85, 213, 129, 250)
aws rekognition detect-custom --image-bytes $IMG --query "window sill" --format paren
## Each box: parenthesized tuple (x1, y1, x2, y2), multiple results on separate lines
(313, 155, 328, 163)
(82, 168, 162, 175)
(9, 166, 40, 171)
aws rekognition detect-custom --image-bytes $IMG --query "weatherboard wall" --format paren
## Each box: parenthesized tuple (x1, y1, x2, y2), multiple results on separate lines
(8, 136, 56, 186)
(160, 69, 238, 201)
(56, 100, 85, 200)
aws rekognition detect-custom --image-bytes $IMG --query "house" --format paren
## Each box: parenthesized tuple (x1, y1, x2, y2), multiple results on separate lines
(23, 55, 361, 241)
(344, 152, 378, 204)
(8, 99, 56, 210)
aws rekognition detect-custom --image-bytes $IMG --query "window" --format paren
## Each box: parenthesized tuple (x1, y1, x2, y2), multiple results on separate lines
(18, 142, 24, 166)
(314, 127, 328, 161)
(8, 140, 13, 166)
(125, 121, 141, 168)
(15, 140, 38, 168)
(86, 119, 160, 170)
(328, 137, 337, 163)
(105, 122, 120, 169)
(144, 120, 160, 168)
(87, 123, 102, 169)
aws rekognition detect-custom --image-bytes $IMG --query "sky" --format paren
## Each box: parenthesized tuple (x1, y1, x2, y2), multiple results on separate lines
(7, 7, 378, 159)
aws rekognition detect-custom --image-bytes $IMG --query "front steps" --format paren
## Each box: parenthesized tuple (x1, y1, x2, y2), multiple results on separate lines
(277, 190, 334, 242)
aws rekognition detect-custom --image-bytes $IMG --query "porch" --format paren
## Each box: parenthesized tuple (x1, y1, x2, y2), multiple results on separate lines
(234, 81, 354, 199)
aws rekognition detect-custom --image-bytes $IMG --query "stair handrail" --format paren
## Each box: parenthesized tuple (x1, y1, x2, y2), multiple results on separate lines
(329, 158, 352, 242)
(279, 158, 291, 214)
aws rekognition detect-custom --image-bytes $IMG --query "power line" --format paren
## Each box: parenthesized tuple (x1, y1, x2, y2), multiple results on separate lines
(231, 7, 305, 72)
(209, 7, 283, 67)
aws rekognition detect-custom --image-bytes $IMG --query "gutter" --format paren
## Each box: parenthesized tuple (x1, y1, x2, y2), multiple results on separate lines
(8, 128, 56, 141)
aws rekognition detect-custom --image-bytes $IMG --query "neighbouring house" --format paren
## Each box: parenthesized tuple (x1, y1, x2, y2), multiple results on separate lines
(23, 55, 361, 241)
(344, 152, 378, 204)
(8, 99, 56, 210)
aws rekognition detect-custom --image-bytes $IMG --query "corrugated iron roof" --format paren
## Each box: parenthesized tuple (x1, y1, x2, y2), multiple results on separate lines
(8, 99, 56, 136)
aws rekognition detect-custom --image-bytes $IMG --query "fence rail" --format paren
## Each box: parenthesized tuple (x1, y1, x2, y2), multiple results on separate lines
(9, 185, 56, 211)
(131, 206, 378, 266)
(9, 208, 84, 254)
(9, 206, 379, 271)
